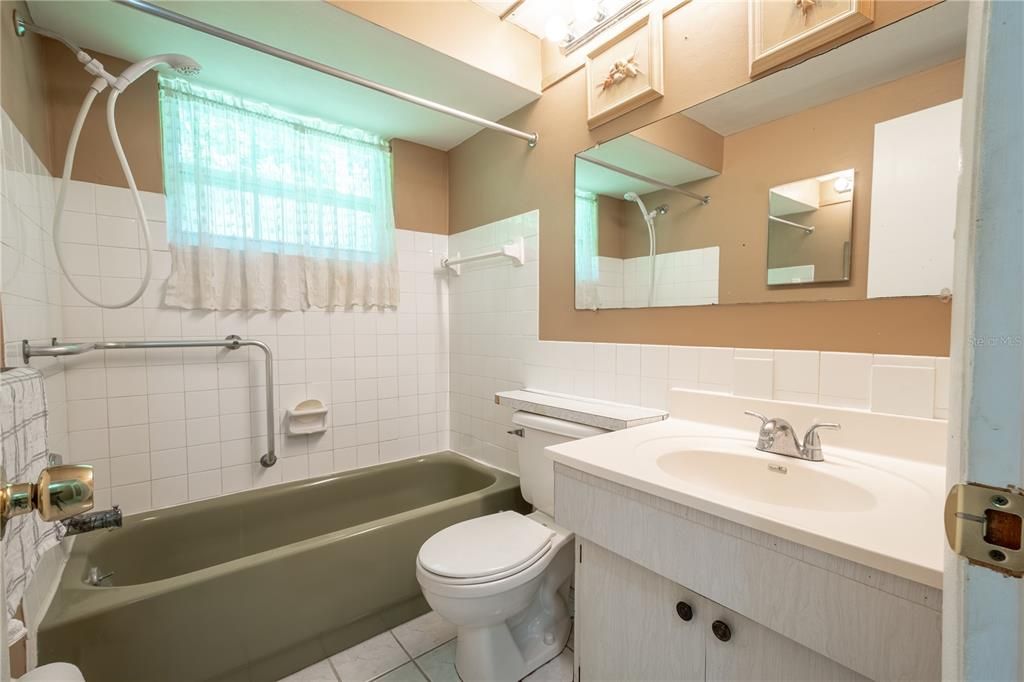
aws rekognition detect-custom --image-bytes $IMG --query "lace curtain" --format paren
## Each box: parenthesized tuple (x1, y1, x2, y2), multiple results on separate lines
(159, 78, 399, 311)
(575, 189, 600, 310)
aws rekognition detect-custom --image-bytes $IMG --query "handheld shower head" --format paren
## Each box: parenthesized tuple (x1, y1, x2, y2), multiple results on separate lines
(623, 191, 639, 202)
(114, 53, 201, 91)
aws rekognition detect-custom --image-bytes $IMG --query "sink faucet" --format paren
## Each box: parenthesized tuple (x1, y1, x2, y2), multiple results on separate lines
(744, 411, 840, 462)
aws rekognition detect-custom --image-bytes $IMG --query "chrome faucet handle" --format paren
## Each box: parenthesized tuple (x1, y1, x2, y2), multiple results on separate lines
(801, 422, 840, 461)
(744, 410, 769, 425)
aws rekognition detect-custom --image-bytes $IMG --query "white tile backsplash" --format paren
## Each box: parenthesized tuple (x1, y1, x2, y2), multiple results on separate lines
(449, 211, 949, 473)
(871, 364, 937, 418)
(733, 357, 774, 399)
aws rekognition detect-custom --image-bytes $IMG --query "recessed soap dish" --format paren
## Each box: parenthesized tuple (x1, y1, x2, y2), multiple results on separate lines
(285, 399, 328, 435)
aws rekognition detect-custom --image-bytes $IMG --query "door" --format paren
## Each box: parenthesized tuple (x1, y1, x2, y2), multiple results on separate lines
(1, 533, 8, 682)
(702, 601, 865, 682)
(575, 540, 705, 682)
(944, 2, 1024, 681)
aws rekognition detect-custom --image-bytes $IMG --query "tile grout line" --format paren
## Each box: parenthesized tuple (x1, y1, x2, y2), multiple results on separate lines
(404, 634, 460, 682)
(362, 631, 414, 682)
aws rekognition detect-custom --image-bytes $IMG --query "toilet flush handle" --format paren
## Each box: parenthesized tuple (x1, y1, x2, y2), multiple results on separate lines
(507, 428, 525, 438)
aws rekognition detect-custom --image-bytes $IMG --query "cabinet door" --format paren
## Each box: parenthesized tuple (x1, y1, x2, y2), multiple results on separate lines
(575, 540, 705, 682)
(703, 601, 867, 682)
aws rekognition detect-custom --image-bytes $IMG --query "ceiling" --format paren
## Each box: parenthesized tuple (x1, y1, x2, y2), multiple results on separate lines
(26, 0, 540, 150)
(577, 135, 718, 198)
(684, 0, 968, 136)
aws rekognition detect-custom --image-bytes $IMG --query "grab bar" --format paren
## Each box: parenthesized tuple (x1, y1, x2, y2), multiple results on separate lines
(441, 237, 525, 275)
(23, 336, 277, 468)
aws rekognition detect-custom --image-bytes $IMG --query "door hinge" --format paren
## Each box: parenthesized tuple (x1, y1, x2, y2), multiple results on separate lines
(579, 544, 583, 563)
(945, 482, 1024, 577)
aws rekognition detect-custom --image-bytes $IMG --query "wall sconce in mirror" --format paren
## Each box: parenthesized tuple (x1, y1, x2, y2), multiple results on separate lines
(766, 169, 854, 286)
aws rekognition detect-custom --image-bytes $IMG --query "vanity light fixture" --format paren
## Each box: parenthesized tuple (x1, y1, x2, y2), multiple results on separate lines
(504, 0, 648, 52)
(544, 14, 575, 44)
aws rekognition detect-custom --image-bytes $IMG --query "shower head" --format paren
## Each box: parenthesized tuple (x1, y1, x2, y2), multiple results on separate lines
(114, 53, 201, 91)
(623, 191, 639, 202)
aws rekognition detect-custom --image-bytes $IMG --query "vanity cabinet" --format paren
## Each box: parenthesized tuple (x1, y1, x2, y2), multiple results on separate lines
(558, 465, 942, 681)
(575, 540, 867, 682)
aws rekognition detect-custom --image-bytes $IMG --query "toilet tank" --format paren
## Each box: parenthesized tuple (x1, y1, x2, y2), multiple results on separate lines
(511, 411, 608, 516)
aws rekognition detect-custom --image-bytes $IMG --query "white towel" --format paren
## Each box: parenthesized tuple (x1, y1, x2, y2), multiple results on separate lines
(7, 616, 27, 646)
(1, 367, 63, 622)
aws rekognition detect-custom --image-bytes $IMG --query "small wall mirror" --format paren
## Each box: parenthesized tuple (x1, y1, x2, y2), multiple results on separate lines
(766, 169, 854, 286)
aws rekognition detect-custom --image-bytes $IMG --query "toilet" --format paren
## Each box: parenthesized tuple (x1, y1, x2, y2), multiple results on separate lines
(416, 411, 607, 681)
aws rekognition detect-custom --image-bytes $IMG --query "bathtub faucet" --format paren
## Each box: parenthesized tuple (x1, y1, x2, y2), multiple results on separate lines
(60, 505, 122, 536)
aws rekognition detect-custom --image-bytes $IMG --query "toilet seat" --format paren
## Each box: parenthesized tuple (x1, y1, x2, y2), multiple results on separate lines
(418, 511, 555, 583)
(419, 539, 553, 585)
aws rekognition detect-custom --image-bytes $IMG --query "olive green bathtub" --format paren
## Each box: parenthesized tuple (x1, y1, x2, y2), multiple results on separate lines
(38, 452, 527, 682)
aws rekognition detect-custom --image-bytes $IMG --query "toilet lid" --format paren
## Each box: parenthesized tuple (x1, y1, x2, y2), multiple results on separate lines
(419, 511, 555, 580)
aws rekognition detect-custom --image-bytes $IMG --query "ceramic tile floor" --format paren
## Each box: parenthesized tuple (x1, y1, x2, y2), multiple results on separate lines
(278, 611, 574, 682)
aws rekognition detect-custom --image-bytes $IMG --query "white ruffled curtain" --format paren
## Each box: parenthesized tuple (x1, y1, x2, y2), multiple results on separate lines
(159, 78, 399, 311)
(575, 189, 600, 310)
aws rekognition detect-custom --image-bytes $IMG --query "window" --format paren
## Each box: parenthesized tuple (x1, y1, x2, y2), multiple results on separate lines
(158, 78, 399, 310)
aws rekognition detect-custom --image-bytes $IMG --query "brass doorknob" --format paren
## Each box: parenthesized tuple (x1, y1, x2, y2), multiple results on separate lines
(1, 464, 94, 539)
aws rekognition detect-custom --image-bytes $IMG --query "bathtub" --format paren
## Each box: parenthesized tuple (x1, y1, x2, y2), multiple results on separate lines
(38, 452, 527, 681)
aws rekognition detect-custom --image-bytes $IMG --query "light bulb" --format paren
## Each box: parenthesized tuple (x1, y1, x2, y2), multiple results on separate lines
(833, 176, 853, 193)
(544, 15, 571, 43)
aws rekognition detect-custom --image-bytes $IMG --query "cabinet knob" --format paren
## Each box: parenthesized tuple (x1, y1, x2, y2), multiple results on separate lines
(675, 601, 693, 622)
(712, 620, 732, 642)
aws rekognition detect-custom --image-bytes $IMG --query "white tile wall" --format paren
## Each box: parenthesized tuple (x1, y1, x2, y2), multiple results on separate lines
(449, 210, 950, 475)
(587, 248, 720, 309)
(56, 181, 450, 513)
(0, 109, 68, 458)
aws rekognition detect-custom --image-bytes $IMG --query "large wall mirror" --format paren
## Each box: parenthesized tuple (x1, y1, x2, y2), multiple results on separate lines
(574, 1, 966, 310)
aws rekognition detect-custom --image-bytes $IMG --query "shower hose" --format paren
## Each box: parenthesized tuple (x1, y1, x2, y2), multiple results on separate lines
(53, 79, 153, 309)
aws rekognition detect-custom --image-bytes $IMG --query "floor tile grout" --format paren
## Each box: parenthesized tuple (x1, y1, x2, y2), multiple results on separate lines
(409, 635, 460, 682)
(365, 631, 413, 682)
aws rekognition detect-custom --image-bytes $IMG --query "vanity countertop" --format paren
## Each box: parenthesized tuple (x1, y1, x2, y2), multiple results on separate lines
(547, 391, 947, 588)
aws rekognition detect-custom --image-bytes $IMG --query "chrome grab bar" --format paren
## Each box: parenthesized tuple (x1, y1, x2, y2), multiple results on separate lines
(23, 336, 277, 468)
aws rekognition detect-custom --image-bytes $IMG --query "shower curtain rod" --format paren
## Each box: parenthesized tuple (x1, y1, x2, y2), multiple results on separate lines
(769, 215, 815, 234)
(111, 0, 539, 147)
(577, 154, 710, 205)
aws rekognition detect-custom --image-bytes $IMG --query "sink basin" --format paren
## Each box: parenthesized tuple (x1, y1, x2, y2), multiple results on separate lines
(650, 438, 878, 512)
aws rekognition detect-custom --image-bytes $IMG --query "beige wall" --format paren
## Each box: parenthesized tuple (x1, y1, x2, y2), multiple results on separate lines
(40, 41, 450, 234)
(611, 59, 962, 303)
(449, 0, 953, 356)
(44, 41, 164, 193)
(1, 0, 54, 173)
(331, 0, 541, 94)
(597, 194, 627, 258)
(391, 138, 449, 234)
(767, 199, 852, 282)
(629, 113, 724, 173)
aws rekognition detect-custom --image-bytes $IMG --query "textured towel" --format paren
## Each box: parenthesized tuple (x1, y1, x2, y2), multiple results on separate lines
(1, 367, 62, 625)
